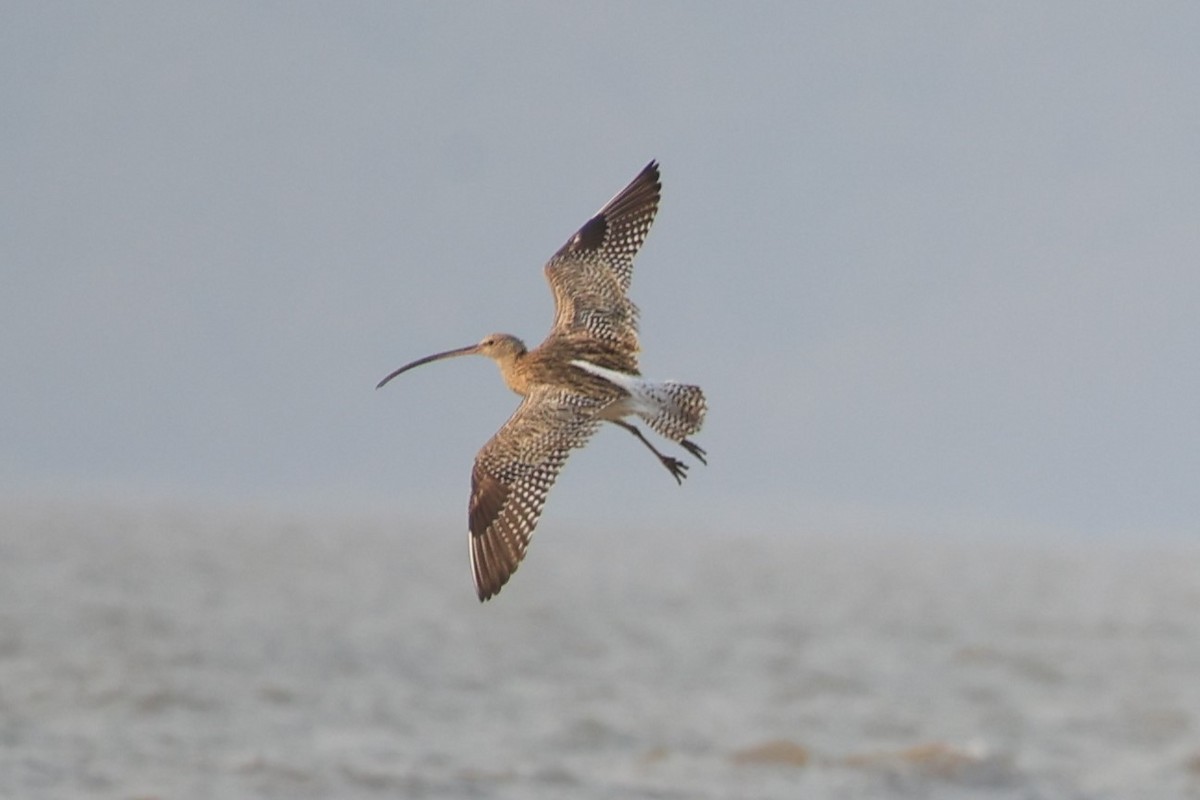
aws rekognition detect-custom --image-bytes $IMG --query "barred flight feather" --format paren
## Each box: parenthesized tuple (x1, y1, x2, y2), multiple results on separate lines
(468, 387, 602, 600)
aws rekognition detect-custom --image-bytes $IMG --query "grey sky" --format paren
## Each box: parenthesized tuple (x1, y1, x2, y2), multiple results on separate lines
(3, 3, 1197, 539)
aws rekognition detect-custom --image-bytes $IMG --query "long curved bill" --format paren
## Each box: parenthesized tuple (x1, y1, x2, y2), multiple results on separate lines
(376, 343, 481, 389)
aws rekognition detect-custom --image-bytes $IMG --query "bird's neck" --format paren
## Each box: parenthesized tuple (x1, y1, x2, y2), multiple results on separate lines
(495, 349, 530, 396)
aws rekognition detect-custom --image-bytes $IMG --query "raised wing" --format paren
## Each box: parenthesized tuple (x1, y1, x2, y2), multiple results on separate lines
(542, 161, 661, 353)
(468, 386, 602, 601)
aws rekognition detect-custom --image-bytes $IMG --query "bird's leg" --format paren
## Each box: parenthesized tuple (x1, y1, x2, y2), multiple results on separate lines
(680, 439, 707, 465)
(609, 420, 689, 485)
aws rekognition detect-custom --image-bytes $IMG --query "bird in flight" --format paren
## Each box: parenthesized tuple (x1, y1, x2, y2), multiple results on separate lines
(377, 161, 707, 601)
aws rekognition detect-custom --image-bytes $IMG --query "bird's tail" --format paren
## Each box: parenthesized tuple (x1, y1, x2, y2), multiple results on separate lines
(636, 381, 707, 442)
(569, 359, 707, 442)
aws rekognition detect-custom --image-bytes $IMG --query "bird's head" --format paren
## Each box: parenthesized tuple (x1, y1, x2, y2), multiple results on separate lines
(376, 333, 527, 390)
(475, 333, 526, 361)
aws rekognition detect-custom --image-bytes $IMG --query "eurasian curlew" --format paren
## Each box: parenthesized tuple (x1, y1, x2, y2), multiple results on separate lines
(378, 161, 707, 601)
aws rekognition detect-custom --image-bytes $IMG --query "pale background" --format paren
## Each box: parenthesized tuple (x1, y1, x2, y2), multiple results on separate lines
(4, 3, 1198, 541)
(4, 7, 1200, 797)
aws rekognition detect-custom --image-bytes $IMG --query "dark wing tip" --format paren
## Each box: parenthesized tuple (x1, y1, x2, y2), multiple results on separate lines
(640, 159, 660, 184)
(555, 160, 662, 258)
(620, 159, 662, 213)
(471, 532, 513, 602)
(605, 159, 661, 224)
(468, 467, 523, 601)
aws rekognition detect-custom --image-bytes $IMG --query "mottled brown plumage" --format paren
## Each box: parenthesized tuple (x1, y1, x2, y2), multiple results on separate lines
(378, 161, 707, 601)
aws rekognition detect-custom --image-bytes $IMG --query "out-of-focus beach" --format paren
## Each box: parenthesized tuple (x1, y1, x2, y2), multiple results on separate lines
(2, 499, 1198, 799)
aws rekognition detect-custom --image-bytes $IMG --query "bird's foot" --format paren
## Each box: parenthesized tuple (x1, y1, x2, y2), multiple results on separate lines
(680, 439, 707, 465)
(661, 455, 689, 485)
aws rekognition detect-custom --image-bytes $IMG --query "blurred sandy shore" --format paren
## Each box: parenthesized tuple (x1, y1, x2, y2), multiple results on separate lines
(2, 499, 1198, 799)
